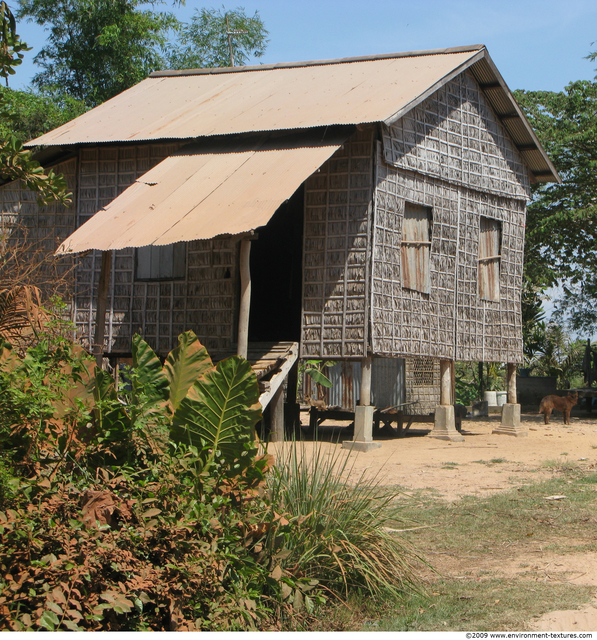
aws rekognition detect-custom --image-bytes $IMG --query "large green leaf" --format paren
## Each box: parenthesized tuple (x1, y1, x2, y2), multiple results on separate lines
(93, 369, 130, 436)
(163, 330, 213, 414)
(171, 356, 262, 466)
(131, 333, 169, 402)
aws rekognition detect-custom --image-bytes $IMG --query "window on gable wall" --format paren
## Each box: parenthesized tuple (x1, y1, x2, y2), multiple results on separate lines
(401, 201, 432, 294)
(136, 243, 186, 280)
(478, 216, 501, 301)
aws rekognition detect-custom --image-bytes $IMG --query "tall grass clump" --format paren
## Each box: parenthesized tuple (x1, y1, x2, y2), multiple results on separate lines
(266, 441, 423, 601)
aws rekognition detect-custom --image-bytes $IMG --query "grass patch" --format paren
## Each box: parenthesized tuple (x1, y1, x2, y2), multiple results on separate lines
(352, 465, 597, 631)
(376, 578, 594, 631)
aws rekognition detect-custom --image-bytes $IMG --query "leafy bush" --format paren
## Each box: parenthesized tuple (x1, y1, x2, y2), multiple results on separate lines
(0, 327, 422, 630)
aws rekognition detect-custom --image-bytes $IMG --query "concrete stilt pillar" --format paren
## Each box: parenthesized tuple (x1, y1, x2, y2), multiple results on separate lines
(429, 359, 464, 442)
(493, 363, 527, 437)
(342, 356, 381, 452)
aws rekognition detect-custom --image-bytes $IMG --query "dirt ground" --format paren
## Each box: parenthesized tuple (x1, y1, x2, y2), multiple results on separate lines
(268, 410, 597, 631)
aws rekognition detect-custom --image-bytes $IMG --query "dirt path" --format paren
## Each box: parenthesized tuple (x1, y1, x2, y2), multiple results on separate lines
(268, 412, 597, 630)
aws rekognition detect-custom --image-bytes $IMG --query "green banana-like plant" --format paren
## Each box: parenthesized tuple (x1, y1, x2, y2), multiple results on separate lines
(163, 330, 213, 414)
(171, 355, 262, 469)
(93, 331, 262, 470)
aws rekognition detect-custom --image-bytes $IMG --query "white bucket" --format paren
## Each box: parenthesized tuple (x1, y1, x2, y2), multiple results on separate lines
(484, 390, 497, 406)
(496, 391, 507, 407)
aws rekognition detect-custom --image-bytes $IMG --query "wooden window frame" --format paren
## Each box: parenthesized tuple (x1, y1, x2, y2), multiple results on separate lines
(136, 243, 186, 281)
(478, 216, 501, 302)
(401, 201, 433, 294)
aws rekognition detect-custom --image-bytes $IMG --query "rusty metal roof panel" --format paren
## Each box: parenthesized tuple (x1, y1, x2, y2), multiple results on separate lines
(56, 129, 351, 255)
(31, 49, 483, 146)
(31, 45, 558, 184)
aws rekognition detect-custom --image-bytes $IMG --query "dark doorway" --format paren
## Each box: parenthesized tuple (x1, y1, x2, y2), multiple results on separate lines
(248, 186, 304, 342)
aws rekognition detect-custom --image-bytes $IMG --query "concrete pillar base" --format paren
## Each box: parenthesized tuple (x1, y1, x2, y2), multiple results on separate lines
(428, 405, 465, 442)
(341, 405, 382, 452)
(341, 440, 382, 452)
(492, 403, 527, 437)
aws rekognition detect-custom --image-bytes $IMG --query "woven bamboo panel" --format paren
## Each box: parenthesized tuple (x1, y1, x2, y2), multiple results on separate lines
(0, 157, 78, 301)
(404, 357, 440, 414)
(373, 149, 458, 360)
(301, 128, 374, 359)
(382, 71, 531, 202)
(372, 152, 525, 363)
(74, 144, 236, 355)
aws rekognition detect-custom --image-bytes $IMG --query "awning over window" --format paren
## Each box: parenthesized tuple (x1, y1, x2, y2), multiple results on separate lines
(56, 128, 351, 255)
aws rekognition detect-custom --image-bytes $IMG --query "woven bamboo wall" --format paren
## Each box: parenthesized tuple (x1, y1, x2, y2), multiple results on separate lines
(404, 357, 440, 415)
(372, 70, 526, 364)
(301, 128, 374, 359)
(382, 71, 531, 201)
(0, 157, 78, 298)
(74, 145, 237, 355)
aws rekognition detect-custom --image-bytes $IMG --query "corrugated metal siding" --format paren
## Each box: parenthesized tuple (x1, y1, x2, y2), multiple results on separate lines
(303, 357, 405, 411)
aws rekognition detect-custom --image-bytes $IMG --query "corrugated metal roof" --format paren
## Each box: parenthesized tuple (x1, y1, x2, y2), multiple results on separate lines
(56, 128, 351, 255)
(31, 47, 484, 146)
(32, 45, 557, 185)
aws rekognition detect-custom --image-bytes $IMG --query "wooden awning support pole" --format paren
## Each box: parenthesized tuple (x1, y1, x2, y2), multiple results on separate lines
(237, 236, 252, 359)
(93, 250, 112, 369)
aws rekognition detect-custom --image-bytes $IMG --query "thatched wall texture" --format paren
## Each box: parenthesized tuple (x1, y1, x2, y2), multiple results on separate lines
(0, 157, 78, 297)
(300, 128, 374, 359)
(372, 71, 527, 363)
(74, 145, 237, 355)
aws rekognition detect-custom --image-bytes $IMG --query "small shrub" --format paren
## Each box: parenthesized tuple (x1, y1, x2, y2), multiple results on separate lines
(266, 441, 423, 605)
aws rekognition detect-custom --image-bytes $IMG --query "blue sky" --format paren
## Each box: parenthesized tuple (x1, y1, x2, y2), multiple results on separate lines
(11, 0, 597, 94)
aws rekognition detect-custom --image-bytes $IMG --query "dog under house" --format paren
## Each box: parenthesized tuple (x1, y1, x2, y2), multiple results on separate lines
(3, 45, 559, 446)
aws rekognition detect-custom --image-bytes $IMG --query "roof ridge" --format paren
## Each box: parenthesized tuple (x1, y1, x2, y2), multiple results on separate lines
(150, 45, 485, 78)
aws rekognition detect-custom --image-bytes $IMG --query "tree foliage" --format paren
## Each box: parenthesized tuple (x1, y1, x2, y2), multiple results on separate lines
(0, 2, 70, 204)
(17, 0, 180, 107)
(0, 86, 86, 141)
(169, 6, 268, 69)
(17, 2, 269, 108)
(515, 80, 597, 334)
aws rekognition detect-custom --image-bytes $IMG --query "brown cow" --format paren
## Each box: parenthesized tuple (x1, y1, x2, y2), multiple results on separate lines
(539, 391, 578, 425)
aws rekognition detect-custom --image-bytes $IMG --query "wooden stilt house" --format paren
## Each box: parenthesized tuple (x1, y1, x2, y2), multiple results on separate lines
(3, 45, 558, 444)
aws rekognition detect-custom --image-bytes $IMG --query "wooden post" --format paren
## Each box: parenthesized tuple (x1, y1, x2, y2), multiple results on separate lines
(360, 355, 373, 406)
(440, 359, 451, 406)
(507, 363, 517, 404)
(93, 250, 112, 369)
(269, 385, 285, 443)
(237, 236, 252, 359)
(342, 355, 380, 451)
(284, 358, 300, 435)
(429, 359, 464, 441)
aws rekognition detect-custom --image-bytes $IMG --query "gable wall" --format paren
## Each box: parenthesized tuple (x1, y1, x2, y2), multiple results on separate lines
(372, 71, 527, 363)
